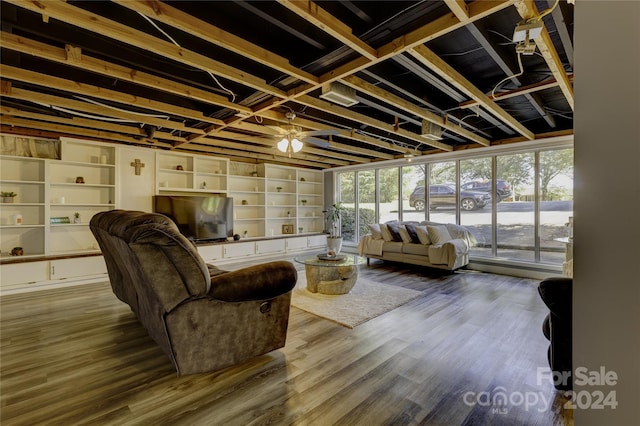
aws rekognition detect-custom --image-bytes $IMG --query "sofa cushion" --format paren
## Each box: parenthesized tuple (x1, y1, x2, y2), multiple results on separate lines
(382, 241, 404, 253)
(398, 225, 413, 243)
(415, 225, 432, 245)
(404, 223, 422, 244)
(403, 243, 429, 256)
(385, 221, 403, 242)
(367, 223, 383, 240)
(379, 223, 394, 241)
(427, 224, 452, 244)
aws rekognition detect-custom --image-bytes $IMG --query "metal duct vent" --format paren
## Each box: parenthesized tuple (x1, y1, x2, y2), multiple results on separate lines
(319, 82, 359, 107)
(421, 120, 444, 140)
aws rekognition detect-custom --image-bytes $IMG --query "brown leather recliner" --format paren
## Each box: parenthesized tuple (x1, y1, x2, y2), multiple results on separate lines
(90, 209, 297, 375)
(538, 277, 572, 390)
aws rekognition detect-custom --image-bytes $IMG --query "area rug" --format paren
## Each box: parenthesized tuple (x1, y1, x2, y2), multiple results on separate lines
(291, 275, 423, 328)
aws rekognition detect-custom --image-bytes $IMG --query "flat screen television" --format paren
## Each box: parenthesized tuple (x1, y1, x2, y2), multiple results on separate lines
(154, 195, 233, 242)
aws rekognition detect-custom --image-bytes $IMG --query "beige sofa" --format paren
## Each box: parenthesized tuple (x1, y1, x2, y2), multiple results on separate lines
(358, 221, 475, 271)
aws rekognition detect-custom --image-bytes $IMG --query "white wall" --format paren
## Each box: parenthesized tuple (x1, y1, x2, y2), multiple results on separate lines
(117, 147, 156, 212)
(574, 1, 640, 424)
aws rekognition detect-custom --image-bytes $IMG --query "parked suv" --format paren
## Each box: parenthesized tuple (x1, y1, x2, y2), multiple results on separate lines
(409, 184, 491, 211)
(461, 180, 513, 202)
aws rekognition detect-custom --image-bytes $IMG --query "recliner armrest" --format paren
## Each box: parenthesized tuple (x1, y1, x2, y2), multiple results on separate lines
(207, 261, 297, 302)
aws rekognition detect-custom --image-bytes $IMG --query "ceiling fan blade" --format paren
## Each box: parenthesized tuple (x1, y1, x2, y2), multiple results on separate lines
(301, 129, 340, 137)
(302, 136, 331, 148)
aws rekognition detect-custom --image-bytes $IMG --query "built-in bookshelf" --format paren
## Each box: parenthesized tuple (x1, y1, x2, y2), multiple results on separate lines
(0, 137, 117, 258)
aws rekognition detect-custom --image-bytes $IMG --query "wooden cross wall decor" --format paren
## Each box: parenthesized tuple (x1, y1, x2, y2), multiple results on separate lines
(130, 158, 145, 175)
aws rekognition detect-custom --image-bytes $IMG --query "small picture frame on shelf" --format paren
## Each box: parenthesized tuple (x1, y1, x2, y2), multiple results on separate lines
(50, 216, 71, 224)
(282, 224, 294, 234)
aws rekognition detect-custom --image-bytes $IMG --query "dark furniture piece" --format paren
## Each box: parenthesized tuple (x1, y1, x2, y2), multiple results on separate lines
(90, 210, 297, 375)
(538, 277, 572, 390)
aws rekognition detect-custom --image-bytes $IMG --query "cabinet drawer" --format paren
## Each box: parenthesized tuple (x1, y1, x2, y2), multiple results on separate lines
(0, 261, 49, 287)
(50, 256, 107, 279)
(256, 239, 286, 254)
(307, 235, 327, 248)
(223, 242, 255, 258)
(286, 237, 308, 252)
(198, 245, 223, 262)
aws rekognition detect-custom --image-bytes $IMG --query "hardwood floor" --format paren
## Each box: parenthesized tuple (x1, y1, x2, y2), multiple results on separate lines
(1, 258, 572, 425)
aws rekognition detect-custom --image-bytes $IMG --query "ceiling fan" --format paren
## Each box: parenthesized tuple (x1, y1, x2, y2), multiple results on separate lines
(268, 112, 340, 156)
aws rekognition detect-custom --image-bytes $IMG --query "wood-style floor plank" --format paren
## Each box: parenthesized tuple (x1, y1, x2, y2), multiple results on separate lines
(1, 258, 572, 425)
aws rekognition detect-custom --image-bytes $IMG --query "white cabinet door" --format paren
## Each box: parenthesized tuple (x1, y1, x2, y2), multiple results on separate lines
(223, 241, 255, 259)
(285, 237, 307, 252)
(198, 244, 223, 262)
(50, 256, 107, 280)
(307, 235, 327, 248)
(0, 261, 49, 289)
(256, 239, 286, 255)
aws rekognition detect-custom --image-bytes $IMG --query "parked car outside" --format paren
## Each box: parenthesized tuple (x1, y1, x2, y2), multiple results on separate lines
(461, 180, 513, 202)
(409, 184, 492, 211)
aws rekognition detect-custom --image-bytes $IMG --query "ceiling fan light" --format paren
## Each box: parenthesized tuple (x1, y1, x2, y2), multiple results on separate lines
(277, 138, 289, 153)
(291, 138, 303, 152)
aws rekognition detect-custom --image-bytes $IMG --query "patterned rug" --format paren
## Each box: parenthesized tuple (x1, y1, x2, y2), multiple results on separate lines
(291, 275, 423, 328)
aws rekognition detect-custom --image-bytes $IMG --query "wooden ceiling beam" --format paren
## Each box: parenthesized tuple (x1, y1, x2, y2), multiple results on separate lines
(114, 0, 319, 85)
(408, 45, 535, 140)
(181, 144, 333, 169)
(254, 110, 396, 160)
(513, 0, 574, 110)
(0, 115, 174, 149)
(4, 0, 287, 98)
(0, 32, 252, 115)
(1, 105, 187, 143)
(277, 0, 377, 60)
(341, 75, 490, 146)
(0, 65, 224, 126)
(296, 95, 453, 152)
(444, 0, 470, 21)
(199, 137, 349, 166)
(459, 74, 574, 108)
(0, 82, 204, 135)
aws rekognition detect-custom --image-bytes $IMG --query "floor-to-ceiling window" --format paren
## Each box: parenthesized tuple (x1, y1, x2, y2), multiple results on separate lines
(378, 167, 399, 223)
(538, 148, 574, 264)
(338, 171, 356, 243)
(428, 161, 456, 224)
(460, 157, 494, 255)
(333, 141, 573, 269)
(402, 164, 425, 222)
(496, 152, 535, 261)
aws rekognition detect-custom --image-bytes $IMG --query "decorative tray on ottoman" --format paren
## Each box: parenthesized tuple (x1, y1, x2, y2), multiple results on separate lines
(317, 254, 346, 261)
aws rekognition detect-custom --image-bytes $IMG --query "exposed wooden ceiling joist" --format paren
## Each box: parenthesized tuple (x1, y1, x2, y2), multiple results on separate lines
(0, 0, 573, 169)
(0, 31, 252, 114)
(514, 0, 574, 110)
(408, 45, 535, 140)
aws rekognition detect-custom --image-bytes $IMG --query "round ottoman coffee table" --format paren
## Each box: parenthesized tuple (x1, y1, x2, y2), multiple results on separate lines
(294, 254, 367, 294)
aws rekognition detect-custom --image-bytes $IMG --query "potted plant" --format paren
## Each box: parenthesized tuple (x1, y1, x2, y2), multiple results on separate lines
(326, 202, 345, 256)
(300, 199, 307, 206)
(73, 212, 81, 224)
(1, 192, 17, 203)
(276, 186, 282, 192)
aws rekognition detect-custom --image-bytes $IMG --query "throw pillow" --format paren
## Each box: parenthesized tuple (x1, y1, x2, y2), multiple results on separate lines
(379, 223, 394, 242)
(385, 221, 403, 242)
(404, 223, 422, 244)
(427, 224, 453, 244)
(415, 225, 432, 245)
(367, 223, 383, 240)
(398, 225, 413, 243)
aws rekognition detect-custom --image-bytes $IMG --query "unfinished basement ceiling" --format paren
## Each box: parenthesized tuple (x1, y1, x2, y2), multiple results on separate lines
(0, 0, 574, 169)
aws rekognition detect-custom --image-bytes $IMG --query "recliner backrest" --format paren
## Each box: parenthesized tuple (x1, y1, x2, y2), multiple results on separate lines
(90, 210, 211, 314)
